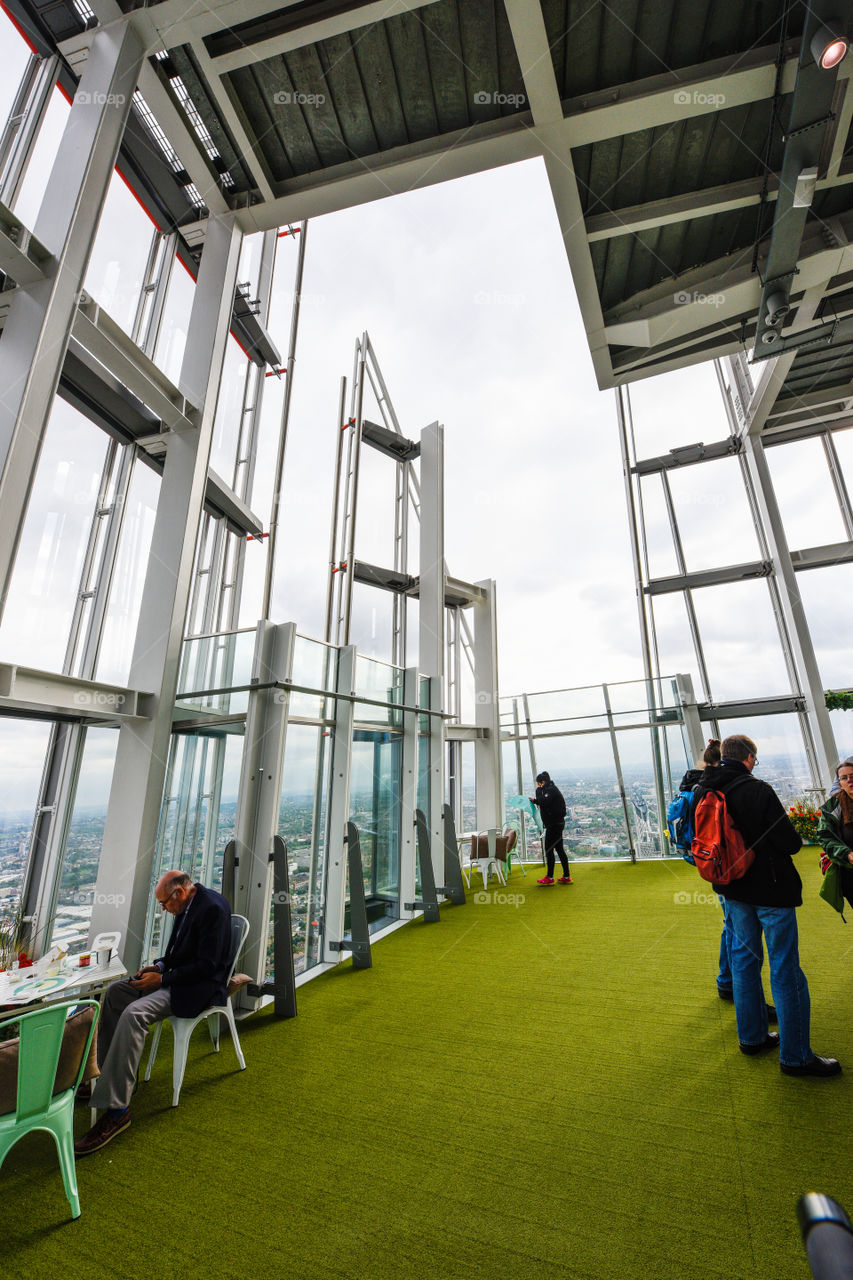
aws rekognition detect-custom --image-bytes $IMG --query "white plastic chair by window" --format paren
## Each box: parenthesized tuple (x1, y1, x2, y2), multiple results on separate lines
(468, 830, 507, 890)
(143, 914, 250, 1107)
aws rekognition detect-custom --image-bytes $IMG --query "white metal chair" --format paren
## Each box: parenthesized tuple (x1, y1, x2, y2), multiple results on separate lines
(144, 914, 250, 1107)
(468, 830, 507, 889)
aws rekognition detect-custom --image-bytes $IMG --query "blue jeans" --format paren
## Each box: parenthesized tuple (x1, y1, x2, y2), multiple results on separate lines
(725, 900, 811, 1066)
(717, 896, 733, 992)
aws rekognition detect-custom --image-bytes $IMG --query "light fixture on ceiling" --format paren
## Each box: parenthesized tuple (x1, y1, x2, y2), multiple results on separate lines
(810, 19, 849, 69)
(765, 290, 790, 328)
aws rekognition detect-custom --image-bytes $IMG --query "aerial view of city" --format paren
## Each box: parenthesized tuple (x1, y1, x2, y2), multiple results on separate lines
(0, 752, 820, 968)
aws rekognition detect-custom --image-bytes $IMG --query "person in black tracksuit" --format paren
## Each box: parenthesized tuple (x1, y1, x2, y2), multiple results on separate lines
(530, 771, 572, 884)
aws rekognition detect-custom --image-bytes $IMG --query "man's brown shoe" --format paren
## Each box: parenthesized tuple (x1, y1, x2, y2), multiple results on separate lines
(74, 1108, 130, 1157)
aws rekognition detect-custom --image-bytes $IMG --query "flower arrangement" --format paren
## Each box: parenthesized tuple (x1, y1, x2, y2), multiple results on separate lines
(0, 900, 29, 971)
(788, 799, 821, 844)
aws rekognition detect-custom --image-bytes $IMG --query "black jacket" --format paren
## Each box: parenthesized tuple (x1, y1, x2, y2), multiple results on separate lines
(532, 781, 566, 827)
(157, 883, 232, 1018)
(694, 760, 802, 906)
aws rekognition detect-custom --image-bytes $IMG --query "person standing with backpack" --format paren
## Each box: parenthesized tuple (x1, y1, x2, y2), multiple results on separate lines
(693, 734, 840, 1076)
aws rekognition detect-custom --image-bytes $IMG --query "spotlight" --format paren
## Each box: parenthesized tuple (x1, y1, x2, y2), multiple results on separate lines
(811, 20, 849, 70)
(765, 290, 790, 328)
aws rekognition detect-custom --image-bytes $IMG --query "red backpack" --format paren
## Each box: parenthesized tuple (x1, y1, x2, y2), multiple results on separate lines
(691, 778, 755, 884)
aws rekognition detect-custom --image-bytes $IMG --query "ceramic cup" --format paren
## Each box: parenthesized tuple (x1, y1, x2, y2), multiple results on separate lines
(96, 947, 112, 967)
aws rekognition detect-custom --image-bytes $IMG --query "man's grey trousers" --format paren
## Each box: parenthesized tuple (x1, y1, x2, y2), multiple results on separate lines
(90, 981, 173, 1111)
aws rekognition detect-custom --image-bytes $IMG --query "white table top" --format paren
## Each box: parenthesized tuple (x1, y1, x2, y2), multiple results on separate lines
(0, 954, 127, 1007)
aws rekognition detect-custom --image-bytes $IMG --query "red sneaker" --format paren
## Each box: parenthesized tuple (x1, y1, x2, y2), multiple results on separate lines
(537, 876, 555, 885)
(557, 876, 573, 884)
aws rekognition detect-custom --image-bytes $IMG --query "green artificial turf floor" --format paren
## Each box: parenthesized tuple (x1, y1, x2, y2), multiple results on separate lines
(3, 855, 852, 1280)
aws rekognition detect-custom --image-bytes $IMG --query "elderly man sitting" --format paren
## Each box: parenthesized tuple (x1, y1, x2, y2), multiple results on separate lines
(75, 869, 231, 1156)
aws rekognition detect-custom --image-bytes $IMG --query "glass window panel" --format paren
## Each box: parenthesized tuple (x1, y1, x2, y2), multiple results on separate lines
(349, 729, 402, 933)
(639, 473, 678, 579)
(50, 727, 118, 951)
(793, 564, 853, 692)
(460, 741, 476, 834)
(667, 456, 760, 571)
(210, 335, 250, 482)
(828, 710, 853, 782)
(710, 714, 810, 809)
(691, 580, 791, 701)
(829, 426, 853, 504)
(628, 363, 729, 460)
(96, 459, 160, 686)
(237, 231, 264, 300)
(0, 399, 107, 672)
(352, 448, 397, 567)
(153, 256, 195, 385)
(649, 594, 704, 697)
(0, 720, 52, 910)
(276, 722, 332, 977)
(614, 728, 665, 857)
(0, 15, 32, 138)
(84, 170, 154, 334)
(526, 735, 631, 862)
(523, 686, 608, 736)
(349, 583, 395, 664)
(765, 438, 846, 550)
(250, 372, 284, 525)
(13, 85, 69, 229)
(290, 635, 335, 718)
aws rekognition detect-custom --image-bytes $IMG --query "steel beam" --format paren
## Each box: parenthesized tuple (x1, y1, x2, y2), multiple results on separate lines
(89, 211, 243, 970)
(323, 645, 356, 964)
(0, 19, 144, 622)
(472, 578, 501, 832)
(418, 421, 444, 682)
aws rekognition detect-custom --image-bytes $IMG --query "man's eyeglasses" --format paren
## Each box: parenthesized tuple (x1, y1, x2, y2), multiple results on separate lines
(157, 886, 180, 910)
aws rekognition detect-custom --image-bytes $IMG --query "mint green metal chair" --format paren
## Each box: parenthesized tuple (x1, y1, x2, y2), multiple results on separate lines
(0, 999, 99, 1219)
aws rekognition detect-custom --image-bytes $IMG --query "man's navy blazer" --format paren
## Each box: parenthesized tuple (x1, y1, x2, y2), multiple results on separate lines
(156, 883, 231, 1018)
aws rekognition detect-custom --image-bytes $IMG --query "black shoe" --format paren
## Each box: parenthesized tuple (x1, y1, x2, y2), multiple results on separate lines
(739, 1033, 780, 1056)
(780, 1055, 842, 1078)
(766, 1003, 777, 1024)
(717, 986, 733, 1001)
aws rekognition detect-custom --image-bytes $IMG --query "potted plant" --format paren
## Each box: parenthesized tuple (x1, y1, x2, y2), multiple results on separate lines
(0, 900, 29, 972)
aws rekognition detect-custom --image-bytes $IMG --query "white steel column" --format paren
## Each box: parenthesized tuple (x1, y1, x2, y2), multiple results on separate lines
(90, 213, 243, 969)
(419, 420, 445, 873)
(418, 421, 444, 683)
(323, 645, 356, 962)
(399, 666, 418, 920)
(0, 20, 143, 615)
(232, 621, 296, 1004)
(741, 433, 838, 782)
(472, 579, 502, 829)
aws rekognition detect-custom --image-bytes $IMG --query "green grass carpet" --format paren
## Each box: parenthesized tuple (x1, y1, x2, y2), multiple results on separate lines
(3, 855, 852, 1280)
